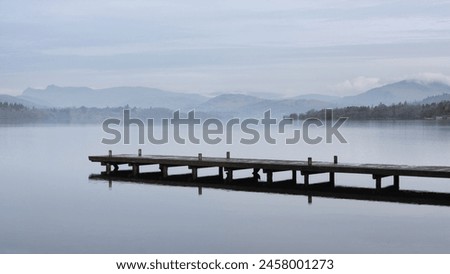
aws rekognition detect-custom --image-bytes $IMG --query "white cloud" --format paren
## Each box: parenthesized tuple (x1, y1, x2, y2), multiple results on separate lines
(408, 72, 450, 85)
(331, 76, 382, 96)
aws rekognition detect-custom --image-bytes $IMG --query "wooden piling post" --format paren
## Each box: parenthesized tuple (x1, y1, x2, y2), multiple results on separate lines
(329, 172, 335, 187)
(192, 167, 198, 181)
(218, 167, 224, 178)
(393, 175, 400, 190)
(304, 173, 309, 185)
(225, 169, 233, 183)
(132, 164, 139, 177)
(266, 171, 273, 183)
(108, 150, 112, 157)
(253, 168, 260, 181)
(375, 177, 382, 190)
(138, 149, 142, 156)
(308, 157, 312, 166)
(334, 155, 338, 164)
(198, 187, 202, 195)
(198, 153, 202, 161)
(160, 165, 168, 178)
(292, 170, 297, 183)
(106, 163, 111, 175)
(226, 151, 230, 159)
(308, 195, 312, 204)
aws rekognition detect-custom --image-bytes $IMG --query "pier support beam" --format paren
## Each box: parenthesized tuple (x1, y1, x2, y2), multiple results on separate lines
(262, 169, 294, 184)
(225, 169, 232, 183)
(373, 174, 400, 191)
(329, 172, 335, 187)
(218, 167, 224, 179)
(292, 170, 297, 184)
(266, 171, 273, 184)
(393, 175, 400, 190)
(160, 165, 168, 178)
(132, 164, 140, 177)
(304, 174, 309, 186)
(375, 177, 382, 190)
(301, 170, 329, 186)
(104, 163, 119, 175)
(225, 169, 233, 183)
(191, 167, 198, 181)
(253, 168, 260, 181)
(373, 174, 390, 190)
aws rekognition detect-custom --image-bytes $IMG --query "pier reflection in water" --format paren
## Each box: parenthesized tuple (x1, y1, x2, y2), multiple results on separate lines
(89, 172, 450, 207)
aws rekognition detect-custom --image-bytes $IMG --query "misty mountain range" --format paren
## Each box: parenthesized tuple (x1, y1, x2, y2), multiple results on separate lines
(2, 80, 450, 117)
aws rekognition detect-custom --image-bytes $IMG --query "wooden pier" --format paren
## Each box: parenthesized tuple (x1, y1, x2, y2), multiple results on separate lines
(89, 150, 450, 192)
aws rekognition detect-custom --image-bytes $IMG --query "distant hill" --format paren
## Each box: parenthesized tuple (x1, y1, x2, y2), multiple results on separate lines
(0, 94, 40, 107)
(340, 80, 450, 106)
(196, 94, 268, 116)
(196, 93, 332, 117)
(198, 80, 450, 117)
(248, 98, 333, 117)
(292, 94, 340, 102)
(19, 85, 208, 110)
(2, 79, 450, 118)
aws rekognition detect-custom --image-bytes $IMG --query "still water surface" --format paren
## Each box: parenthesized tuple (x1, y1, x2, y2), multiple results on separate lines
(1, 121, 450, 253)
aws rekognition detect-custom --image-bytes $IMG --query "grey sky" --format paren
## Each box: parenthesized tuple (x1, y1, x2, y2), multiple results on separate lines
(1, 0, 450, 96)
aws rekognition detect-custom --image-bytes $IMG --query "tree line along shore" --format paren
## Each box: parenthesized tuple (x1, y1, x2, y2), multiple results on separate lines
(2, 100, 450, 124)
(287, 101, 450, 121)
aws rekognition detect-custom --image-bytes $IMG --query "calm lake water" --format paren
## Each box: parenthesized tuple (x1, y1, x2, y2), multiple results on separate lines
(1, 121, 450, 253)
